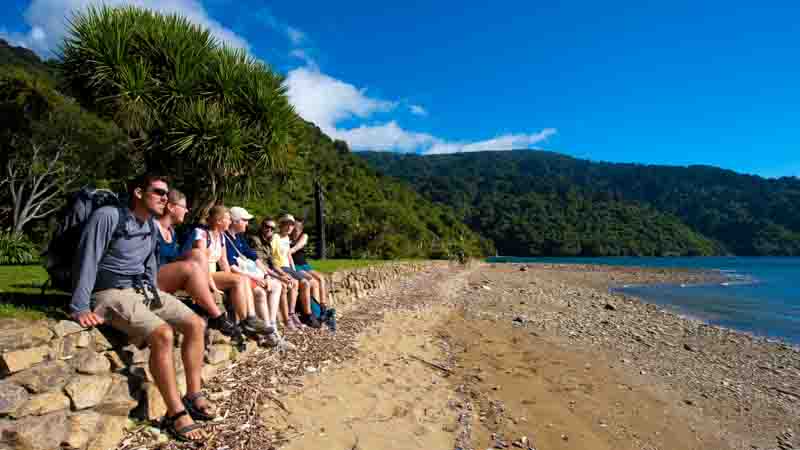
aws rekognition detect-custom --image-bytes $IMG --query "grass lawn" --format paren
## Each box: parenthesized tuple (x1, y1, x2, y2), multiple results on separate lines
(0, 265, 68, 321)
(308, 259, 413, 273)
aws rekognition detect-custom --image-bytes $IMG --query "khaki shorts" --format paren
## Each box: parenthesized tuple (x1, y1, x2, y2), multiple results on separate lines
(93, 288, 195, 347)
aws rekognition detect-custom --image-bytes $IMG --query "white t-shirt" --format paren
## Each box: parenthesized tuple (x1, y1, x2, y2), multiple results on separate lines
(194, 228, 224, 272)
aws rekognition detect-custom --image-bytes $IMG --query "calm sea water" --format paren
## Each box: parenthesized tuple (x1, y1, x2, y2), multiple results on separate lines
(487, 257, 800, 345)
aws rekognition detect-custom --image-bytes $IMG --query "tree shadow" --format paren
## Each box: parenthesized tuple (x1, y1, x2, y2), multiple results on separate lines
(0, 292, 70, 320)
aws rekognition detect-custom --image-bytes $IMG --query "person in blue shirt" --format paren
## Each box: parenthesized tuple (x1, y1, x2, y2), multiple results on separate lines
(71, 174, 213, 442)
(155, 189, 237, 337)
(225, 207, 293, 345)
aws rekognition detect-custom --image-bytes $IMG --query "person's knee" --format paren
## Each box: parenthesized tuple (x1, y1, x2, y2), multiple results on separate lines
(148, 324, 174, 350)
(187, 313, 206, 335)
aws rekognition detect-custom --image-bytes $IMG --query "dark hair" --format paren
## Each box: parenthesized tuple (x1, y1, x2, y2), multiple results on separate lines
(128, 173, 168, 197)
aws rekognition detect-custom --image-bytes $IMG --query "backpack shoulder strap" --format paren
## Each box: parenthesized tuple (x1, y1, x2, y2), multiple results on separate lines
(111, 207, 129, 239)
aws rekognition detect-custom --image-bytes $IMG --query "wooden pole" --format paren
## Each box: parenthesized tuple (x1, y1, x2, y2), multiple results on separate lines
(314, 179, 326, 259)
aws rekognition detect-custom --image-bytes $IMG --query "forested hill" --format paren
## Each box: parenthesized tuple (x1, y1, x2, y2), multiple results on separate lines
(0, 37, 488, 260)
(360, 150, 800, 256)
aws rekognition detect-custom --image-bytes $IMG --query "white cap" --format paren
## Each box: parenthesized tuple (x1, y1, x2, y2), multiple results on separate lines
(278, 213, 296, 224)
(229, 206, 254, 222)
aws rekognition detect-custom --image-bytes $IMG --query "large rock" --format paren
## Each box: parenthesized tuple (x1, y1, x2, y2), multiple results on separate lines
(121, 345, 149, 365)
(105, 351, 125, 371)
(0, 381, 28, 416)
(89, 328, 114, 351)
(201, 363, 220, 383)
(205, 344, 231, 365)
(0, 410, 69, 450)
(0, 321, 53, 353)
(8, 359, 71, 393)
(75, 350, 111, 374)
(128, 363, 153, 383)
(139, 382, 166, 420)
(0, 345, 50, 374)
(85, 414, 128, 450)
(13, 391, 70, 417)
(64, 375, 113, 410)
(50, 320, 84, 338)
(63, 410, 102, 450)
(95, 375, 137, 416)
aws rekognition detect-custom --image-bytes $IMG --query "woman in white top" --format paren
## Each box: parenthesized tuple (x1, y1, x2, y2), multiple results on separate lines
(192, 206, 270, 335)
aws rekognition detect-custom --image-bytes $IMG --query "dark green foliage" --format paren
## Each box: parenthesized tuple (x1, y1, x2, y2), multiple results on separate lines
(0, 39, 58, 81)
(0, 67, 135, 184)
(0, 231, 38, 265)
(233, 121, 490, 259)
(360, 150, 800, 256)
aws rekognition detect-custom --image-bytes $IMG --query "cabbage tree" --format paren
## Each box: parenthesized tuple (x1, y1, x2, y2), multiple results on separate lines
(60, 5, 297, 217)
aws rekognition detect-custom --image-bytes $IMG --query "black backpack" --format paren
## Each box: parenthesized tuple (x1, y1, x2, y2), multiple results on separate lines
(43, 187, 129, 293)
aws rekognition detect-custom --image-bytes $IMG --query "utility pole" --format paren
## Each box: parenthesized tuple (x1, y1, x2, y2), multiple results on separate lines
(314, 179, 326, 259)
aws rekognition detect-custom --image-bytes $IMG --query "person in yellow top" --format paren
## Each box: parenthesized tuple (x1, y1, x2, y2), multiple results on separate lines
(272, 214, 319, 328)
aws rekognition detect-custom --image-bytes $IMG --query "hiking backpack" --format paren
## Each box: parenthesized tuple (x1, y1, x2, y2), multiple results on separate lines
(43, 187, 128, 292)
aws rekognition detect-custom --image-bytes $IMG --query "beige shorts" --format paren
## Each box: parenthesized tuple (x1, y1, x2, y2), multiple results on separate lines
(93, 288, 195, 347)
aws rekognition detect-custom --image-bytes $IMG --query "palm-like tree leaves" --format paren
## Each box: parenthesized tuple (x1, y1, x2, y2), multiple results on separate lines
(59, 5, 297, 213)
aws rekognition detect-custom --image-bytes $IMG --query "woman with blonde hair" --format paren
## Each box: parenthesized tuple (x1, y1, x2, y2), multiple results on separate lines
(155, 190, 238, 336)
(189, 205, 271, 336)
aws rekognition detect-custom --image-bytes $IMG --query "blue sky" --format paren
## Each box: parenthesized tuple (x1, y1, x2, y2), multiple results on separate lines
(2, 1, 799, 177)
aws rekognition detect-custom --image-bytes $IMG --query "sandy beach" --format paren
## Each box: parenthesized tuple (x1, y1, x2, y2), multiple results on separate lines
(129, 262, 800, 450)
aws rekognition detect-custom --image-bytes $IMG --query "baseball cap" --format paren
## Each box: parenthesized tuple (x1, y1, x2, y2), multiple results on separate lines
(278, 213, 296, 224)
(229, 206, 254, 221)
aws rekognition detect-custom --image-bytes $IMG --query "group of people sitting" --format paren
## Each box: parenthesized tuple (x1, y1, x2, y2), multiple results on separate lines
(69, 174, 331, 442)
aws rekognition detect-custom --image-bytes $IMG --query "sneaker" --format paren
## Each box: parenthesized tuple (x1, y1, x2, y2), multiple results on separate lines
(208, 312, 240, 338)
(299, 313, 322, 329)
(259, 332, 280, 348)
(242, 316, 274, 335)
(290, 314, 306, 329)
(285, 318, 297, 331)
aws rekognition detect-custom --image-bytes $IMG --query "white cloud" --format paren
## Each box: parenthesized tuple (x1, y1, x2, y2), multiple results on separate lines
(334, 121, 436, 152)
(285, 66, 396, 135)
(2, 0, 249, 56)
(285, 64, 557, 154)
(426, 129, 558, 154)
(409, 104, 428, 116)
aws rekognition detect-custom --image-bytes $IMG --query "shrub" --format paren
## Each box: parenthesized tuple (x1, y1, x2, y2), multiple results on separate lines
(0, 231, 39, 265)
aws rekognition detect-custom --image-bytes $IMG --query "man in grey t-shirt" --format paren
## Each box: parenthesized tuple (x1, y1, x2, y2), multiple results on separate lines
(70, 174, 211, 442)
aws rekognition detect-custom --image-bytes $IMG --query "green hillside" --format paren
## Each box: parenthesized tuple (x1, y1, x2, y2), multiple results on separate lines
(0, 33, 487, 260)
(360, 150, 800, 257)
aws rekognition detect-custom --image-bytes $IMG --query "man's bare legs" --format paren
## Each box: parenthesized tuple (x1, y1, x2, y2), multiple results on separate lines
(174, 314, 209, 413)
(148, 324, 203, 439)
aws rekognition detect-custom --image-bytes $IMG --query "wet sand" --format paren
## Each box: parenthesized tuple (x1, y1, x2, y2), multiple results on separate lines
(263, 263, 799, 450)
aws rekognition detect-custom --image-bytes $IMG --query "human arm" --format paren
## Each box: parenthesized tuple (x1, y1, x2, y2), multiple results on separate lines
(70, 208, 119, 325)
(289, 234, 308, 254)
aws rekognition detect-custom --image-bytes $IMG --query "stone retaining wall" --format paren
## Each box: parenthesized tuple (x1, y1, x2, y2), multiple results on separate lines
(0, 261, 433, 450)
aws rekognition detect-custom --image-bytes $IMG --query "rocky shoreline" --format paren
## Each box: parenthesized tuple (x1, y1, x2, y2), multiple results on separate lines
(470, 263, 799, 450)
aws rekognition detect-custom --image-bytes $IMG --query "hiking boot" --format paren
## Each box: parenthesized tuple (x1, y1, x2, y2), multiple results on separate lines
(242, 316, 274, 335)
(208, 312, 240, 338)
(259, 332, 280, 348)
(325, 309, 337, 332)
(299, 313, 322, 329)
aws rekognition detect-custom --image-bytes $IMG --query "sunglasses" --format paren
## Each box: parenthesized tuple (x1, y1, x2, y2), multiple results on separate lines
(262, 224, 277, 231)
(147, 187, 169, 198)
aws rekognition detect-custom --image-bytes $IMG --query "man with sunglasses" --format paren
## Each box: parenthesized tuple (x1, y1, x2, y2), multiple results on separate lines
(70, 174, 212, 442)
(249, 218, 302, 330)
